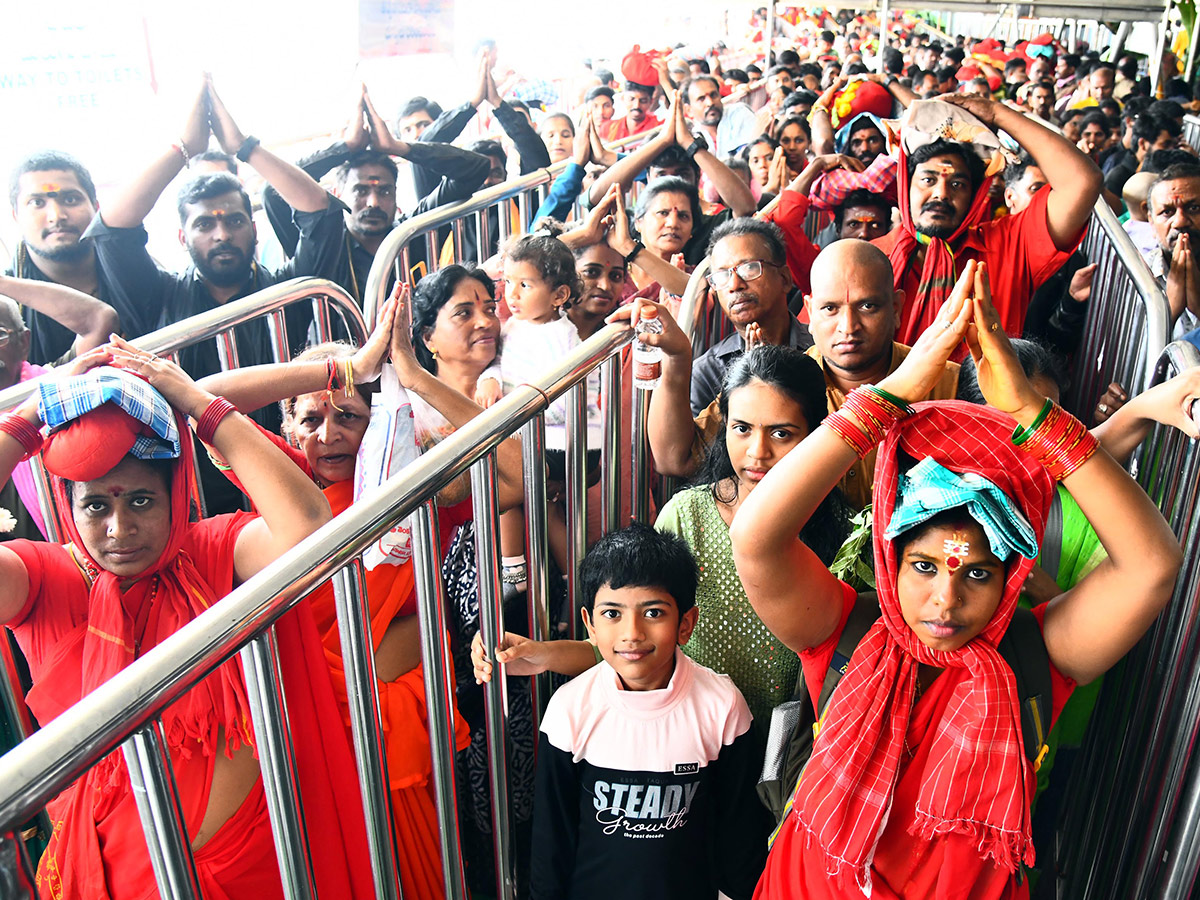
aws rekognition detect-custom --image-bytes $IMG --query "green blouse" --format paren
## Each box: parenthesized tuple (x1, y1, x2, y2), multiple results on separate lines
(655, 486, 799, 729)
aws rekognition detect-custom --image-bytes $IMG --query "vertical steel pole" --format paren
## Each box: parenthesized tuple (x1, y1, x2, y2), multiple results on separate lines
(27, 455, 60, 543)
(478, 210, 492, 262)
(521, 415, 552, 719)
(1152, 1, 1174, 99)
(600, 356, 622, 536)
(215, 330, 241, 372)
(409, 501, 469, 900)
(764, 1, 774, 66)
(331, 563, 403, 900)
(471, 455, 516, 900)
(878, 0, 890, 75)
(239, 629, 317, 900)
(266, 309, 292, 365)
(565, 384, 588, 640)
(1187, 10, 1200, 81)
(517, 191, 531, 233)
(631, 386, 651, 524)
(121, 720, 202, 900)
(426, 233, 440, 277)
(310, 298, 333, 344)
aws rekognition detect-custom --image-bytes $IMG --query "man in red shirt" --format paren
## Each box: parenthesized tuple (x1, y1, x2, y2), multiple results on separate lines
(873, 95, 1101, 345)
(603, 82, 662, 142)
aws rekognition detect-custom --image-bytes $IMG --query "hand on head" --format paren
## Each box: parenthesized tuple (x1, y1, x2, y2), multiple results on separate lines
(105, 334, 214, 419)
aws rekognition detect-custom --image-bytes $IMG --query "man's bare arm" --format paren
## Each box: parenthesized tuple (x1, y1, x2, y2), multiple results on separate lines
(0, 276, 119, 353)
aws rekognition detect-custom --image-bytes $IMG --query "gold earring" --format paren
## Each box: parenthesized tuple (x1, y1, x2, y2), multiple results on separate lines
(430, 347, 439, 359)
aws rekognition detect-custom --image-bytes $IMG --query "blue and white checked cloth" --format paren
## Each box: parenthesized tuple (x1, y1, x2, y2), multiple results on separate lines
(38, 367, 181, 459)
(884, 456, 1038, 561)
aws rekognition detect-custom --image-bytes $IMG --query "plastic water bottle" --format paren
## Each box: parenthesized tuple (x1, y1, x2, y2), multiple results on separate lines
(633, 305, 664, 390)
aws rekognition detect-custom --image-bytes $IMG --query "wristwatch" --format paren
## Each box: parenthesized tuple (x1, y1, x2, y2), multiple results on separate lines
(884, 75, 899, 89)
(685, 135, 709, 159)
(623, 239, 645, 266)
(235, 135, 261, 163)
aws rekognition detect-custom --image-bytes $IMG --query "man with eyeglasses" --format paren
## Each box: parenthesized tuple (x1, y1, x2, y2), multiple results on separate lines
(688, 218, 812, 415)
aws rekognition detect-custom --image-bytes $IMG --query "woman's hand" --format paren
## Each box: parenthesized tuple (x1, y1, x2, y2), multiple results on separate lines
(389, 283, 426, 387)
(1093, 382, 1127, 424)
(1121, 370, 1200, 438)
(606, 292, 691, 360)
(350, 291, 399, 383)
(605, 187, 637, 257)
(572, 184, 617, 247)
(573, 107, 594, 167)
(962, 262, 1045, 425)
(765, 147, 788, 194)
(106, 335, 214, 419)
(878, 260, 976, 404)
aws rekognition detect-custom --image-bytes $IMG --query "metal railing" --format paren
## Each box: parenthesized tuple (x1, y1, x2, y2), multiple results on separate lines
(1052, 340, 1200, 899)
(1063, 199, 1171, 424)
(362, 127, 663, 328)
(0, 290, 641, 899)
(1184, 114, 1200, 154)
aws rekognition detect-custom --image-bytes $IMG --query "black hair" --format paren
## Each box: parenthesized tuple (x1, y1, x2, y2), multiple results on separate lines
(9, 150, 98, 209)
(595, 68, 615, 85)
(579, 522, 698, 615)
(779, 49, 800, 68)
(410, 264, 495, 373)
(686, 58, 711, 74)
(906, 139, 986, 195)
(694, 346, 851, 566)
(636, 174, 702, 228)
(883, 47, 904, 75)
(1062, 53, 1080, 69)
(649, 144, 700, 180)
(845, 62, 868, 76)
(945, 47, 965, 65)
(398, 96, 443, 122)
(1004, 58, 1027, 75)
(1002, 153, 1037, 187)
(1123, 96, 1153, 120)
(935, 65, 958, 83)
(741, 133, 778, 161)
(624, 80, 655, 95)
(585, 85, 615, 103)
(1144, 151, 1200, 176)
(1134, 113, 1182, 146)
(705, 216, 786, 265)
(503, 231, 582, 307)
(893, 506, 990, 559)
(785, 89, 818, 110)
(680, 75, 720, 104)
(541, 112, 576, 134)
(956, 337, 1068, 403)
(834, 188, 894, 229)
(1149, 99, 1186, 122)
(797, 62, 822, 80)
(333, 150, 399, 188)
(1059, 107, 1087, 125)
(820, 30, 836, 44)
(765, 64, 792, 80)
(175, 173, 251, 224)
(466, 138, 506, 166)
(778, 115, 811, 141)
(1117, 57, 1140, 80)
(63, 455, 175, 505)
(746, 63, 763, 76)
(190, 150, 237, 174)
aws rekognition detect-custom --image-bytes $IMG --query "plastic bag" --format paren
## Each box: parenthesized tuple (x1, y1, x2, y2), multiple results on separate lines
(354, 363, 421, 569)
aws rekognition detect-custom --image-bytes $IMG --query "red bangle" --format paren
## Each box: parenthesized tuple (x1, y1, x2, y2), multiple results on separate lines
(0, 413, 43, 461)
(1012, 401, 1098, 481)
(825, 386, 912, 458)
(196, 397, 236, 445)
(326, 358, 343, 393)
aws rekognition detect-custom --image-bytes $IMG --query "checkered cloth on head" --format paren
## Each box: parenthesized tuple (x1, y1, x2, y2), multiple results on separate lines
(808, 151, 898, 210)
(38, 366, 181, 459)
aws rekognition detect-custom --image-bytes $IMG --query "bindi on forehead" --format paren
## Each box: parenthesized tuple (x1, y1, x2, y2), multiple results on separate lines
(39, 182, 62, 194)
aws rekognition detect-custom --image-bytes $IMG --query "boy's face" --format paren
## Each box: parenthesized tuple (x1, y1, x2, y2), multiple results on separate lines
(582, 584, 698, 692)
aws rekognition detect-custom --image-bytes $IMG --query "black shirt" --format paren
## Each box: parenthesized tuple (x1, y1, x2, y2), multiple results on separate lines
(690, 317, 813, 414)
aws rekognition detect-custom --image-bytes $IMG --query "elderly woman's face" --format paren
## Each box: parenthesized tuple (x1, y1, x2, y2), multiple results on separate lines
(424, 277, 500, 373)
(288, 387, 371, 487)
(72, 456, 171, 578)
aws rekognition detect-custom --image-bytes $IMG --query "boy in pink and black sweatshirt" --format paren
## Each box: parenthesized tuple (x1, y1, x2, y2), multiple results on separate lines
(530, 523, 770, 900)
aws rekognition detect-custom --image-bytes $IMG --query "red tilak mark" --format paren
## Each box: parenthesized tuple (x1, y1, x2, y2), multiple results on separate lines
(945, 556, 961, 571)
(39, 182, 62, 193)
(109, 487, 125, 497)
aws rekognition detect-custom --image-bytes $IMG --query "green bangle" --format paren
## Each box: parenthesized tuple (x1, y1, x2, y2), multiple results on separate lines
(868, 386, 912, 412)
(1011, 398, 1054, 445)
(590, 642, 603, 665)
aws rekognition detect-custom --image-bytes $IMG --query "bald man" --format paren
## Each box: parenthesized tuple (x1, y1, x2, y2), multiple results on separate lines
(804, 240, 960, 508)
(646, 241, 958, 508)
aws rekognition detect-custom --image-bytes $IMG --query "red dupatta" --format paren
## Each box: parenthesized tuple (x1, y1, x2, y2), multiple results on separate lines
(790, 402, 1054, 895)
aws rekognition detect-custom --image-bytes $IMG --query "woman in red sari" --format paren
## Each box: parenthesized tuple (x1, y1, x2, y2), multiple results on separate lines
(199, 289, 525, 899)
(730, 260, 1182, 899)
(0, 340, 373, 899)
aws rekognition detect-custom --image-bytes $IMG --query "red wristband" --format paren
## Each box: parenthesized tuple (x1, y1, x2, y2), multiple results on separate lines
(196, 397, 236, 445)
(0, 413, 44, 461)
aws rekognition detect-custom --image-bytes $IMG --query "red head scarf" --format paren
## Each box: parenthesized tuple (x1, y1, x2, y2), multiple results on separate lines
(792, 401, 1055, 893)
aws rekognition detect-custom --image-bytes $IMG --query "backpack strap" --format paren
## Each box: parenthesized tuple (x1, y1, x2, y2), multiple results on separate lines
(812, 593, 881, 740)
(997, 605, 1054, 771)
(1039, 489, 1064, 584)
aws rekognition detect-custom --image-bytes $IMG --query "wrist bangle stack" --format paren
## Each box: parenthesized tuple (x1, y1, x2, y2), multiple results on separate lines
(0, 413, 43, 461)
(173, 142, 191, 165)
(196, 397, 236, 445)
(824, 386, 913, 458)
(1011, 400, 1098, 481)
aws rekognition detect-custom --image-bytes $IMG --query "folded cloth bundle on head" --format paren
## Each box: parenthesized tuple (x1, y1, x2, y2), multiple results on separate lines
(38, 366, 180, 481)
(830, 78, 893, 129)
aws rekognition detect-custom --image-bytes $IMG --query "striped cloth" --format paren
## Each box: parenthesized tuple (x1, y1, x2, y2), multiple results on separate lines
(37, 366, 180, 459)
(808, 151, 898, 210)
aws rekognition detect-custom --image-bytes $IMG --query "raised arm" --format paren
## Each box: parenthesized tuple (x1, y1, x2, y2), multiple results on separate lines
(587, 92, 680, 207)
(602, 187, 690, 296)
(730, 263, 978, 652)
(944, 94, 1101, 251)
(608, 295, 699, 477)
(966, 267, 1181, 685)
(101, 83, 211, 228)
(0, 275, 119, 353)
(207, 77, 329, 214)
(809, 76, 847, 155)
(1089, 366, 1200, 463)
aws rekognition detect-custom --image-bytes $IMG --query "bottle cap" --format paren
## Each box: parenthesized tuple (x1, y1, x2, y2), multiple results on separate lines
(641, 304, 659, 318)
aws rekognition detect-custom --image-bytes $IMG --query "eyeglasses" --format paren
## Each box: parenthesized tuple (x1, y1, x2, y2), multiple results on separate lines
(705, 260, 782, 289)
(0, 328, 22, 349)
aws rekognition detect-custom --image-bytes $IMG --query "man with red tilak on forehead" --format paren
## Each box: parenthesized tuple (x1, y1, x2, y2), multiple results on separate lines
(873, 95, 1100, 348)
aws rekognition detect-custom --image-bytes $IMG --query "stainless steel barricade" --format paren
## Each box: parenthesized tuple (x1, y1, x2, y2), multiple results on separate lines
(1184, 114, 1200, 153)
(361, 127, 663, 329)
(1052, 341, 1200, 900)
(1062, 199, 1170, 423)
(0, 303, 640, 899)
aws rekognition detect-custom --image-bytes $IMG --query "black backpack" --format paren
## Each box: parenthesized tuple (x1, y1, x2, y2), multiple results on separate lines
(757, 592, 1053, 826)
